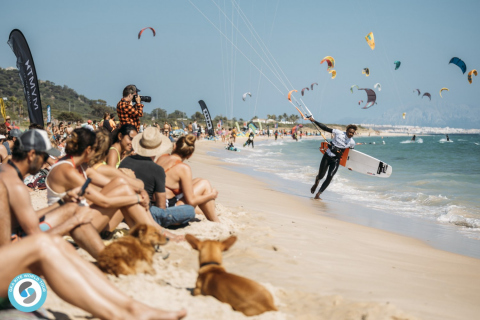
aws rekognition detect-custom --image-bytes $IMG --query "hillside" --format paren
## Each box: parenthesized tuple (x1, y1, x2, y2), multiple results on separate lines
(0, 66, 113, 122)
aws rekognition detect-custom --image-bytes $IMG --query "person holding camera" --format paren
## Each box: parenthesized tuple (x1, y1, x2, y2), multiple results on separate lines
(116, 84, 148, 132)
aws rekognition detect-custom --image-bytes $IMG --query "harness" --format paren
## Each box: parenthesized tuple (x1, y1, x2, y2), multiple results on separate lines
(328, 142, 346, 159)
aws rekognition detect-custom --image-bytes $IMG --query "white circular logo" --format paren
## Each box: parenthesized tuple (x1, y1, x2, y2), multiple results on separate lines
(8, 273, 47, 312)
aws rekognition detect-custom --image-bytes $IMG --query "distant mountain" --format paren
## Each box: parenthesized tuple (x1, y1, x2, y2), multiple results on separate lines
(337, 101, 480, 129)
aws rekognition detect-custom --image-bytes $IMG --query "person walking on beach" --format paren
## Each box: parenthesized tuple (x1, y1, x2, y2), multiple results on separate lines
(304, 115, 356, 200)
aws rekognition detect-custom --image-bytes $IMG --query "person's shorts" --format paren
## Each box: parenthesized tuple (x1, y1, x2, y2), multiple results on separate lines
(149, 204, 195, 228)
(11, 216, 52, 242)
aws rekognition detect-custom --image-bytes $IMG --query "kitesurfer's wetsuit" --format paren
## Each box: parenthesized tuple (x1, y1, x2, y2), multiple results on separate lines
(311, 120, 355, 195)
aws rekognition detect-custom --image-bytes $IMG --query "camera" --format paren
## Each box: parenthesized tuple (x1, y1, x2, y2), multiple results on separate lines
(133, 95, 152, 103)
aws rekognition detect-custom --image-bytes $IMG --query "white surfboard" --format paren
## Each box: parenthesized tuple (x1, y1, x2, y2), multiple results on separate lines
(320, 142, 392, 178)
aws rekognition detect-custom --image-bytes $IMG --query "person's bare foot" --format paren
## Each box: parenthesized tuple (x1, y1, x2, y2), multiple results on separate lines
(132, 303, 186, 320)
(314, 192, 322, 200)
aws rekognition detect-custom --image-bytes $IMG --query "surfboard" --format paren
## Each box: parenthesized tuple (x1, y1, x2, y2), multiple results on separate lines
(320, 142, 392, 178)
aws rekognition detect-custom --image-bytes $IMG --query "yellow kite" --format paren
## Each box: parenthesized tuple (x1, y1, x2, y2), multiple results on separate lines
(0, 99, 6, 121)
(329, 69, 337, 79)
(365, 32, 375, 50)
(320, 56, 335, 71)
(402, 112, 406, 119)
(468, 70, 477, 84)
(439, 88, 449, 98)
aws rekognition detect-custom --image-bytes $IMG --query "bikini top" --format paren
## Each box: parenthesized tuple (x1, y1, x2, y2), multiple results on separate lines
(161, 154, 183, 195)
(109, 146, 121, 168)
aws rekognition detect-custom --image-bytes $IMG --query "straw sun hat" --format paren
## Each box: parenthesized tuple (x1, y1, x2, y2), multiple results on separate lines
(132, 127, 172, 157)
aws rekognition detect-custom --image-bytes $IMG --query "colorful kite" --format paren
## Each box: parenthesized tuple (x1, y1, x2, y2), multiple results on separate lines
(358, 88, 377, 109)
(350, 85, 359, 93)
(320, 56, 335, 71)
(439, 88, 449, 98)
(287, 90, 297, 102)
(468, 70, 477, 84)
(329, 69, 337, 79)
(362, 68, 370, 77)
(138, 27, 156, 39)
(365, 32, 375, 50)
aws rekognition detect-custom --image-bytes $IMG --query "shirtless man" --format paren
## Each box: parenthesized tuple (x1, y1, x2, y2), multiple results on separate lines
(0, 129, 104, 258)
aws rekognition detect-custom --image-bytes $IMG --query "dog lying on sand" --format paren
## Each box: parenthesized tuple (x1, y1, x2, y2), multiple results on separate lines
(97, 224, 167, 276)
(186, 234, 277, 316)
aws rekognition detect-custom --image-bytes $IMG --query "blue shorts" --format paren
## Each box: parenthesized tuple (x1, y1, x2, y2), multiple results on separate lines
(149, 204, 195, 228)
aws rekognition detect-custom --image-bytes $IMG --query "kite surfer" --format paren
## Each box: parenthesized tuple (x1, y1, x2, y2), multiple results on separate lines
(411, 134, 416, 142)
(305, 115, 357, 200)
(244, 131, 254, 148)
(446, 134, 450, 142)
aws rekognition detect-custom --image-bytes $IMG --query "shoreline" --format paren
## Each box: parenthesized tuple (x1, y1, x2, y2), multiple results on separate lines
(34, 137, 480, 320)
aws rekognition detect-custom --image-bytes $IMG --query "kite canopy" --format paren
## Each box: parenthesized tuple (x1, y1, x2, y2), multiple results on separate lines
(413, 89, 421, 96)
(449, 57, 467, 74)
(468, 69, 477, 84)
(374, 83, 381, 91)
(362, 68, 370, 77)
(439, 88, 449, 98)
(365, 32, 375, 50)
(350, 85, 359, 93)
(242, 92, 252, 101)
(301, 87, 309, 96)
(310, 83, 318, 90)
(320, 56, 335, 70)
(394, 61, 401, 70)
(402, 112, 406, 119)
(358, 88, 377, 109)
(422, 92, 431, 101)
(287, 90, 297, 102)
(329, 69, 337, 79)
(138, 27, 156, 39)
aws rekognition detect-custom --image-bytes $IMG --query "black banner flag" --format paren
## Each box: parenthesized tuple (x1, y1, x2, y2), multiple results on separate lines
(198, 100, 214, 136)
(8, 29, 44, 126)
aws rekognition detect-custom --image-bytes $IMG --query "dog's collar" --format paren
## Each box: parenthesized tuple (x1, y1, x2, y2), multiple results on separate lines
(200, 261, 221, 268)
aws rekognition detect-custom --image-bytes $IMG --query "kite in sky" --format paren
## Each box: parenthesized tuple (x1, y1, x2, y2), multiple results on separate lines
(138, 27, 156, 39)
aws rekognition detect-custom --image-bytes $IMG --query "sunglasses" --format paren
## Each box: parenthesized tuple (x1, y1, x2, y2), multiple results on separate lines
(36, 152, 49, 162)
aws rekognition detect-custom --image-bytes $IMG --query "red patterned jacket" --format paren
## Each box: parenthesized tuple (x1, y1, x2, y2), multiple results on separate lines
(116, 98, 143, 131)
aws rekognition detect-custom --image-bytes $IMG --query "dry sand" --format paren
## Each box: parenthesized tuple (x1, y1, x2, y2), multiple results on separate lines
(31, 137, 480, 320)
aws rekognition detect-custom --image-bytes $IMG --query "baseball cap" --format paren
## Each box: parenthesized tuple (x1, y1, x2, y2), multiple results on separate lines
(87, 120, 92, 124)
(18, 129, 61, 157)
(9, 128, 22, 138)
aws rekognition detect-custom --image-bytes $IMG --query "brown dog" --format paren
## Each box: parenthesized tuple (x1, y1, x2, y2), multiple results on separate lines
(186, 234, 277, 316)
(97, 224, 167, 276)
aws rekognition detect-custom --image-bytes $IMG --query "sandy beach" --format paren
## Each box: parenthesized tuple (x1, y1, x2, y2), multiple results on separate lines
(31, 137, 480, 320)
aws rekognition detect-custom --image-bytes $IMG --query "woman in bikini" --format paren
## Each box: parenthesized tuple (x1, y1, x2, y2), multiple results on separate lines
(107, 124, 137, 168)
(46, 128, 179, 239)
(155, 134, 219, 222)
(88, 128, 144, 192)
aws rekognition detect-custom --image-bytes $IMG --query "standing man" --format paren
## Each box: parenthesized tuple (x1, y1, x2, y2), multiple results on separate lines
(305, 115, 357, 200)
(4, 116, 12, 132)
(117, 84, 144, 132)
(192, 120, 198, 137)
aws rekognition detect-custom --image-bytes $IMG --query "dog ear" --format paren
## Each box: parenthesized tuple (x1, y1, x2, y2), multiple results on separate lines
(129, 224, 147, 238)
(185, 234, 201, 250)
(221, 236, 237, 251)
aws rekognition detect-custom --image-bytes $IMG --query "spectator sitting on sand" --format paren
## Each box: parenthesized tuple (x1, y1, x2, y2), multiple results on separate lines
(119, 127, 196, 229)
(45, 128, 183, 244)
(107, 124, 137, 168)
(155, 134, 219, 222)
(0, 231, 186, 319)
(0, 130, 104, 258)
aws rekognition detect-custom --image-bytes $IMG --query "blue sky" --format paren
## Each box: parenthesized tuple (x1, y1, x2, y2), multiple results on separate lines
(0, 0, 479, 124)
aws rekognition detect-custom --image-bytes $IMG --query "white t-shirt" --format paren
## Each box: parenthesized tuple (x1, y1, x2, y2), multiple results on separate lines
(326, 129, 355, 158)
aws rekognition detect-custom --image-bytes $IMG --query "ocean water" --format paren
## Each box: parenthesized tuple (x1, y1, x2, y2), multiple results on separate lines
(210, 134, 480, 257)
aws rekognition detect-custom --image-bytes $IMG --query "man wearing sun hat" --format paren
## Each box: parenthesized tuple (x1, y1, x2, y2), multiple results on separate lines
(0, 129, 103, 257)
(120, 127, 196, 234)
